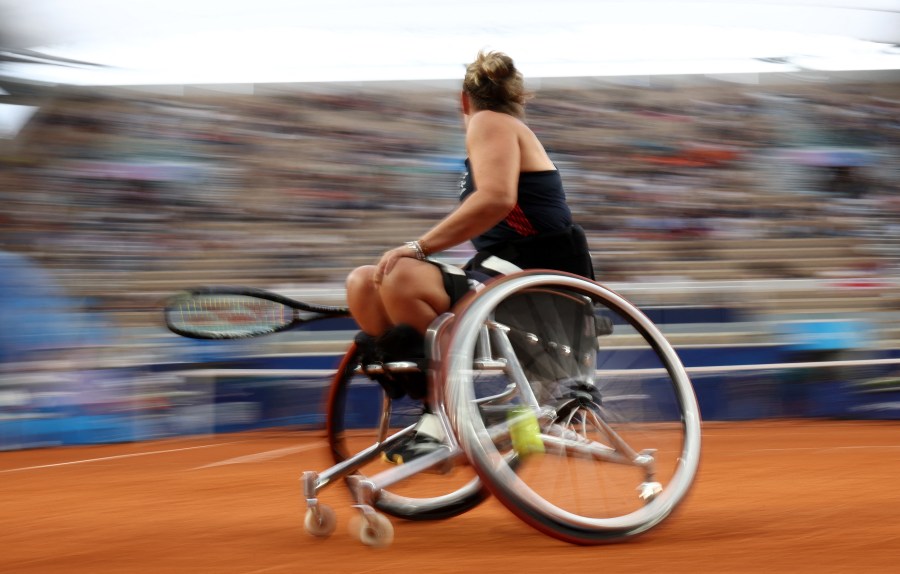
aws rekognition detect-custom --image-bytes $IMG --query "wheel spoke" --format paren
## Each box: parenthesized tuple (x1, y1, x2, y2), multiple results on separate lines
(445, 272, 701, 543)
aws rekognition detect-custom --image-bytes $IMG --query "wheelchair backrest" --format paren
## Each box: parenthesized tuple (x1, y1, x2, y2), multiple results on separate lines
(492, 287, 597, 384)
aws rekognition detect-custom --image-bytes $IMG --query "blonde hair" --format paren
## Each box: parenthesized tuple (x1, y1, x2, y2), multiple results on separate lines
(463, 50, 530, 118)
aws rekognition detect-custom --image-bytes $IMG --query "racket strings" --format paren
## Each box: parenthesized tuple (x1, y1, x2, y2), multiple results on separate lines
(170, 295, 290, 337)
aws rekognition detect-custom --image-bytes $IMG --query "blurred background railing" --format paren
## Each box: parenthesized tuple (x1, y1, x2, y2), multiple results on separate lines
(2, 71, 900, 450)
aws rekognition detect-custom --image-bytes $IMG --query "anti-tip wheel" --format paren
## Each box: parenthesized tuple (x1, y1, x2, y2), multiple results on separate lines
(304, 505, 337, 538)
(349, 512, 395, 548)
(638, 482, 664, 502)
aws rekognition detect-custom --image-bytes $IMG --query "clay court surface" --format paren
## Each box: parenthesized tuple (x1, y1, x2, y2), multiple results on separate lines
(2, 420, 897, 573)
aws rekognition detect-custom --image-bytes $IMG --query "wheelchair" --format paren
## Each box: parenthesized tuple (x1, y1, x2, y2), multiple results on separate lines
(301, 270, 702, 547)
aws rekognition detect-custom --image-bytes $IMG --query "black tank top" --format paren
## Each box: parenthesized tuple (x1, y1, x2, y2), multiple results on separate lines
(459, 159, 573, 251)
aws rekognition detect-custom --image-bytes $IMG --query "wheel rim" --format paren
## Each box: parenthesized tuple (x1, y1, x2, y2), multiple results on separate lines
(445, 272, 701, 542)
(326, 344, 488, 520)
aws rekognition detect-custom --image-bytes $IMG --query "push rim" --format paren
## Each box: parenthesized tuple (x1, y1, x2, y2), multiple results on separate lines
(444, 271, 702, 543)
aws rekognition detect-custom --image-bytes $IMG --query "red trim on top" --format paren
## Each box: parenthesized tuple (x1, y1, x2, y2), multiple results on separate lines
(505, 204, 537, 236)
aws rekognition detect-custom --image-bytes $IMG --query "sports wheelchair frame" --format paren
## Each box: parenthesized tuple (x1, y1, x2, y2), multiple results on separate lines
(301, 270, 702, 547)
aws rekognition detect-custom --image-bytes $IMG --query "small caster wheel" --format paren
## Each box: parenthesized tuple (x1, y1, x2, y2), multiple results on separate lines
(304, 505, 336, 538)
(349, 512, 394, 548)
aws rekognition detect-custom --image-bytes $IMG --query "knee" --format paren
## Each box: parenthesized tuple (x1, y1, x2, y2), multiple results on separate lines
(346, 265, 377, 296)
(380, 259, 426, 299)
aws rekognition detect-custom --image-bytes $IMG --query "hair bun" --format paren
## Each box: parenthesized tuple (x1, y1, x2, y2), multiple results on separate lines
(463, 50, 529, 117)
(480, 52, 513, 83)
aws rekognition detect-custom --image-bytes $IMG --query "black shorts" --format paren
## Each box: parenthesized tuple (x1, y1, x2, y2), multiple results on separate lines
(429, 225, 595, 308)
(428, 254, 523, 308)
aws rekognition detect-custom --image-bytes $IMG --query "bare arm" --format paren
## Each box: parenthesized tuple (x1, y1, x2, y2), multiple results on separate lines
(374, 111, 520, 283)
(419, 111, 520, 254)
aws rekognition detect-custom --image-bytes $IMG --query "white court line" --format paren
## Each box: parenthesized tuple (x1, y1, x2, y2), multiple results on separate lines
(191, 442, 326, 470)
(0, 442, 245, 474)
(750, 445, 900, 452)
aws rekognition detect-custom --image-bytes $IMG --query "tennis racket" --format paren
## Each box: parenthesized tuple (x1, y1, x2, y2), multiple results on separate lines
(164, 286, 351, 340)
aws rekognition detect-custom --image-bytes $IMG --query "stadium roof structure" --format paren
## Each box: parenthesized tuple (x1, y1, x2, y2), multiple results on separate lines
(1, 0, 899, 88)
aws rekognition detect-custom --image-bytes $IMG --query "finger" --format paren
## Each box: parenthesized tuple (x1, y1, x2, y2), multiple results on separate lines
(373, 254, 390, 284)
(382, 254, 397, 277)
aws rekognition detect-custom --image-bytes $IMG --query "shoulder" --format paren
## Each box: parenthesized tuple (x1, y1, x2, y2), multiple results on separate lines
(467, 110, 522, 132)
(466, 111, 525, 147)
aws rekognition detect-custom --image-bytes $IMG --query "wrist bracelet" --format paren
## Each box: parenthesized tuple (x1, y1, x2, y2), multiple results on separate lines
(405, 240, 426, 261)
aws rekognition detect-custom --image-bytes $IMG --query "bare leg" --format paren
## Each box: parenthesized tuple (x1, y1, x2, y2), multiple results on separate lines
(346, 265, 393, 335)
(379, 259, 451, 334)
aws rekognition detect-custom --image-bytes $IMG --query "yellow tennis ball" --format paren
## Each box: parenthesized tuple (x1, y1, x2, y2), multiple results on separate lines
(508, 406, 545, 457)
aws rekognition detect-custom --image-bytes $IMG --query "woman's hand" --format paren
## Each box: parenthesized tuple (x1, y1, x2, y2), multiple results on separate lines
(373, 244, 417, 285)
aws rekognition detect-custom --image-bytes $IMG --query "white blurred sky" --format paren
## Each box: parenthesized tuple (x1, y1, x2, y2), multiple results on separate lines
(1, 0, 900, 85)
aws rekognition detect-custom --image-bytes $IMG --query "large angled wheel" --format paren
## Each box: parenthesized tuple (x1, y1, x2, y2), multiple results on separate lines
(325, 343, 488, 520)
(442, 270, 701, 543)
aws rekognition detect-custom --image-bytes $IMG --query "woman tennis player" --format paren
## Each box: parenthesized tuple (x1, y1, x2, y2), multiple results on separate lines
(345, 50, 594, 464)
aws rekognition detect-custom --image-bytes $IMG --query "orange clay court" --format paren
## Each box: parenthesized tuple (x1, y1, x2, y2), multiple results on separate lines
(1, 419, 898, 574)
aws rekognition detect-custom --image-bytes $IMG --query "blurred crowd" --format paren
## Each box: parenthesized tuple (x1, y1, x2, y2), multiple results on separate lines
(2, 74, 900, 449)
(2, 75, 900, 340)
